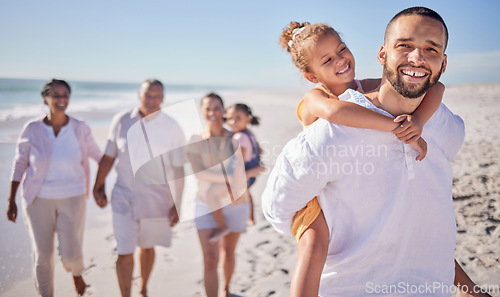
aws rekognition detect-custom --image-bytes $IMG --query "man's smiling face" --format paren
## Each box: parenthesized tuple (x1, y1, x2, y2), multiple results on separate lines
(379, 14, 447, 99)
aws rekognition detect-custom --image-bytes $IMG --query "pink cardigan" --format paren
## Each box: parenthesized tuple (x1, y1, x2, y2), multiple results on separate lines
(10, 116, 103, 205)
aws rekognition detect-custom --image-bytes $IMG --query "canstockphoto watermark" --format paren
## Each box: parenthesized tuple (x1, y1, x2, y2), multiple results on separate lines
(366, 281, 500, 295)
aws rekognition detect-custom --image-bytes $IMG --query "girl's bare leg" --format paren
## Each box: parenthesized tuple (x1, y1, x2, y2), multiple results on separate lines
(290, 211, 329, 297)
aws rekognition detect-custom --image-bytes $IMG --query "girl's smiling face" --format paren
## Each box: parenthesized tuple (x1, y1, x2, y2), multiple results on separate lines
(305, 32, 356, 87)
(226, 106, 251, 133)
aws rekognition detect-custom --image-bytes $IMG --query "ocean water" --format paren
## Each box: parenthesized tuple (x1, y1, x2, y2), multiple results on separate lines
(0, 77, 219, 122)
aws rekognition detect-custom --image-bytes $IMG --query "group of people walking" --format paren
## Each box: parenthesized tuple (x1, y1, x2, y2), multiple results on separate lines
(7, 79, 263, 297)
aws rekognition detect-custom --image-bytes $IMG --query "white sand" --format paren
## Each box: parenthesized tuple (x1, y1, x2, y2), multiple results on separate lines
(445, 84, 500, 289)
(1, 85, 499, 296)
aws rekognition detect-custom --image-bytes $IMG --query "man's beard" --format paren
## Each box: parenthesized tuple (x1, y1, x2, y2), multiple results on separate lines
(384, 61, 443, 99)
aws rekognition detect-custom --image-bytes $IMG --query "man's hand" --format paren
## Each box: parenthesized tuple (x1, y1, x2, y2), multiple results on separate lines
(168, 206, 179, 227)
(392, 114, 423, 143)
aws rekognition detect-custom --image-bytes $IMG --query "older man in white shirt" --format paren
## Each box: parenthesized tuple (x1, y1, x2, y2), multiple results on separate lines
(93, 79, 185, 297)
(262, 7, 487, 297)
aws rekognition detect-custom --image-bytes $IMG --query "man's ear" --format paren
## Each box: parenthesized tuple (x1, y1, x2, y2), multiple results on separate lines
(441, 54, 447, 74)
(377, 45, 387, 66)
(304, 72, 318, 84)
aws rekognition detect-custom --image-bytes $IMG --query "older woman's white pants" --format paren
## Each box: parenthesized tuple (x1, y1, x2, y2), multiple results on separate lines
(22, 195, 86, 297)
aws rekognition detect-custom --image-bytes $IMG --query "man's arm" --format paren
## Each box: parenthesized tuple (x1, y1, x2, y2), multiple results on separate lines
(261, 130, 334, 236)
(168, 166, 184, 227)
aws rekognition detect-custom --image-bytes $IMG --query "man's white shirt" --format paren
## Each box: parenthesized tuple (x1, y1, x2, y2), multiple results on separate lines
(262, 89, 465, 296)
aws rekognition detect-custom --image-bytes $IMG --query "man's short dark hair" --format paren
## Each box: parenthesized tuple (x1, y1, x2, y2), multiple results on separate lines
(385, 6, 448, 50)
(142, 78, 164, 89)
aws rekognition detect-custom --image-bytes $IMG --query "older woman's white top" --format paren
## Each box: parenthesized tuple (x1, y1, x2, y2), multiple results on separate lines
(37, 121, 86, 199)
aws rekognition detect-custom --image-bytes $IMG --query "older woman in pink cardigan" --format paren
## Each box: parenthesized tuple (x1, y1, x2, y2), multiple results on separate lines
(6, 79, 102, 297)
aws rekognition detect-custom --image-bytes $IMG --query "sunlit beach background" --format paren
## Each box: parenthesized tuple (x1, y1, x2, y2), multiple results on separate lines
(1, 0, 499, 296)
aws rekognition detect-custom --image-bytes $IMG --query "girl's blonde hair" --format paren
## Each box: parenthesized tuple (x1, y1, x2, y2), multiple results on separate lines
(279, 22, 340, 73)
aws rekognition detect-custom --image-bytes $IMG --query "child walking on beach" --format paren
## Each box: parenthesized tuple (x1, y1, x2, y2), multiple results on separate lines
(280, 21, 445, 297)
(205, 103, 263, 243)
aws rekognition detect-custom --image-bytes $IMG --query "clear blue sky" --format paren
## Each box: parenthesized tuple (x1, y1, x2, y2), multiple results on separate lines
(1, 0, 499, 88)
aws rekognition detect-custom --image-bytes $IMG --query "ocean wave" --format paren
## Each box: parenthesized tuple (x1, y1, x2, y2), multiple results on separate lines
(0, 78, 229, 122)
(0, 92, 137, 121)
(0, 90, 210, 122)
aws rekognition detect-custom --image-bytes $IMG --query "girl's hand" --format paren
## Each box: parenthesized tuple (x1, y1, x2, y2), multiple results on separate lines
(410, 137, 427, 161)
(392, 115, 423, 143)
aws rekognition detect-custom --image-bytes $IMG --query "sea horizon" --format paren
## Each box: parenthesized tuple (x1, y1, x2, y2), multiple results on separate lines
(0, 77, 240, 123)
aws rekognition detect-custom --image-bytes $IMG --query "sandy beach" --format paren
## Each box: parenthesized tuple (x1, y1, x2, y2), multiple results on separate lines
(1, 85, 499, 297)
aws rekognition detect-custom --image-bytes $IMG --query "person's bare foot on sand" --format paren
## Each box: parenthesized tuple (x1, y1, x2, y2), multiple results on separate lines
(208, 228, 231, 244)
(138, 290, 148, 297)
(73, 275, 88, 296)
